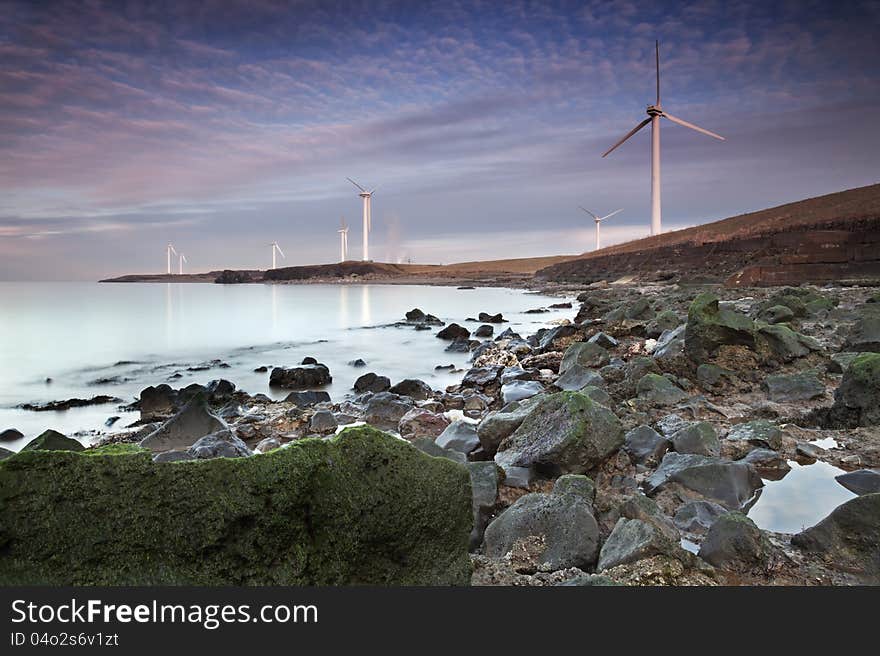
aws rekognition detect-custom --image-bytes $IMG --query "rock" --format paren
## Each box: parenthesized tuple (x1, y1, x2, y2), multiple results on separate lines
(560, 342, 610, 373)
(499, 465, 535, 489)
(462, 365, 503, 387)
(698, 512, 773, 571)
(670, 422, 720, 457)
(835, 469, 880, 496)
(255, 437, 281, 453)
(21, 430, 83, 453)
(139, 384, 177, 415)
(644, 452, 764, 511)
(467, 461, 501, 550)
(205, 379, 235, 398)
(214, 270, 251, 284)
(348, 358, 367, 367)
(763, 372, 824, 402)
(139, 395, 228, 452)
(725, 420, 784, 451)
(483, 492, 600, 571)
(655, 414, 690, 437)
(495, 391, 623, 476)
(796, 442, 825, 461)
(685, 293, 755, 363)
(588, 332, 618, 349)
(652, 324, 686, 360)
(759, 305, 795, 324)
(624, 425, 669, 464)
(0, 428, 23, 442)
(410, 437, 467, 464)
(269, 363, 331, 389)
(597, 518, 676, 571)
(353, 372, 392, 394)
(536, 324, 580, 351)
(636, 373, 688, 406)
(552, 474, 596, 505)
(832, 352, 880, 426)
(364, 392, 414, 430)
(437, 323, 470, 340)
(310, 410, 339, 434)
(301, 357, 318, 365)
(554, 364, 604, 391)
(581, 385, 611, 406)
(0, 427, 473, 585)
(477, 395, 544, 455)
(435, 421, 480, 454)
(19, 395, 123, 412)
(405, 308, 426, 322)
(758, 324, 821, 361)
(673, 500, 728, 534)
(388, 379, 433, 401)
(617, 494, 679, 541)
(0, 447, 12, 461)
(187, 429, 252, 459)
(501, 380, 544, 405)
(828, 352, 861, 374)
(845, 315, 880, 352)
(253, 366, 268, 373)
(445, 337, 472, 353)
(152, 450, 195, 463)
(285, 390, 332, 407)
(478, 312, 504, 323)
(739, 448, 791, 477)
(398, 408, 450, 440)
(475, 324, 494, 338)
(646, 310, 680, 338)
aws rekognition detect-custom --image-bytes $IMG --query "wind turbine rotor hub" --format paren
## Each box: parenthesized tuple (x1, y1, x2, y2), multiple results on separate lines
(646, 105, 662, 116)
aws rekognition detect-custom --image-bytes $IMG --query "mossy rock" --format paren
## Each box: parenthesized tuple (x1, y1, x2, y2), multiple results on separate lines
(21, 430, 84, 452)
(0, 426, 473, 585)
(833, 352, 880, 426)
(685, 293, 756, 363)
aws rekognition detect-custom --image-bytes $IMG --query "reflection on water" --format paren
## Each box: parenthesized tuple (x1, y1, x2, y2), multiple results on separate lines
(748, 459, 856, 534)
(361, 285, 371, 325)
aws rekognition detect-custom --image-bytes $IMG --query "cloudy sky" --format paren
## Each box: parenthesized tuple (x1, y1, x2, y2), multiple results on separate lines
(1, 0, 879, 280)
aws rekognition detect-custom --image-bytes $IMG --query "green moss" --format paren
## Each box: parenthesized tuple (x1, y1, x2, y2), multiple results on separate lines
(0, 426, 473, 586)
(685, 293, 756, 363)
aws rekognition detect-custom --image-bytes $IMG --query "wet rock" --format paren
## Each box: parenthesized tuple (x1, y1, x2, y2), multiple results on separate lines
(739, 448, 791, 478)
(405, 308, 426, 322)
(388, 379, 433, 401)
(253, 366, 268, 373)
(364, 392, 414, 430)
(795, 442, 825, 461)
(554, 364, 604, 391)
(462, 365, 503, 387)
(478, 312, 504, 323)
(437, 323, 471, 340)
(468, 461, 502, 550)
(685, 293, 755, 363)
(0, 428, 23, 442)
(21, 430, 83, 453)
(652, 324, 686, 360)
(617, 494, 679, 541)
(484, 492, 600, 571)
(255, 437, 281, 453)
(537, 324, 580, 351)
(398, 408, 450, 440)
(636, 373, 688, 406)
(759, 305, 795, 324)
(581, 385, 611, 406)
(140, 396, 228, 452)
(310, 410, 338, 434)
(205, 379, 235, 399)
(670, 422, 720, 457)
(644, 452, 764, 511)
(475, 324, 494, 338)
(828, 352, 861, 374)
(187, 429, 252, 459)
(477, 395, 544, 455)
(673, 500, 728, 534)
(495, 391, 623, 476)
(835, 469, 880, 496)
(501, 380, 544, 405)
(726, 419, 784, 453)
(139, 384, 178, 415)
(284, 390, 331, 407)
(410, 437, 467, 464)
(698, 512, 773, 571)
(269, 363, 331, 389)
(348, 358, 367, 367)
(758, 324, 821, 361)
(597, 518, 676, 571)
(763, 372, 824, 402)
(560, 342, 610, 373)
(435, 421, 480, 454)
(19, 395, 121, 412)
(845, 315, 880, 352)
(831, 352, 880, 426)
(153, 450, 195, 463)
(624, 424, 669, 464)
(0, 447, 12, 461)
(646, 310, 681, 338)
(353, 372, 391, 394)
(588, 332, 618, 349)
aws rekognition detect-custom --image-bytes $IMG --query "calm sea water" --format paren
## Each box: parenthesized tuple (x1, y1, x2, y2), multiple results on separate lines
(0, 282, 574, 450)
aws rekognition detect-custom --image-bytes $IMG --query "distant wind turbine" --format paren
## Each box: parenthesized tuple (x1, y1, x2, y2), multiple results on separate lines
(166, 243, 177, 275)
(602, 41, 725, 236)
(346, 178, 377, 261)
(178, 252, 187, 275)
(579, 207, 623, 251)
(270, 241, 285, 270)
(337, 217, 349, 262)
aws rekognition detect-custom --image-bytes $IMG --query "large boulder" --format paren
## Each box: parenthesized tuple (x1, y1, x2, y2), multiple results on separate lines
(435, 421, 480, 455)
(698, 512, 774, 571)
(363, 392, 415, 430)
(495, 391, 623, 476)
(636, 373, 688, 406)
(437, 323, 470, 340)
(476, 395, 544, 455)
(138, 384, 178, 415)
(21, 430, 83, 453)
(467, 461, 501, 550)
(398, 408, 450, 440)
(187, 429, 252, 459)
(763, 372, 825, 402)
(673, 500, 728, 534)
(388, 379, 433, 401)
(560, 342, 610, 373)
(845, 315, 880, 352)
(624, 425, 669, 465)
(0, 427, 473, 585)
(835, 469, 880, 496)
(832, 353, 880, 426)
(725, 420, 784, 451)
(462, 365, 503, 388)
(554, 364, 604, 391)
(757, 324, 821, 361)
(269, 363, 331, 389)
(483, 491, 600, 571)
(685, 293, 755, 363)
(0, 428, 23, 443)
(285, 390, 331, 407)
(644, 452, 764, 511)
(353, 372, 391, 394)
(597, 518, 676, 572)
(791, 493, 880, 582)
(501, 380, 544, 405)
(670, 422, 720, 457)
(139, 396, 227, 452)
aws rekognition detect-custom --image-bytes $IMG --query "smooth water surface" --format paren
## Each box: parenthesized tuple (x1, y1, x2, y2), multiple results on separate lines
(0, 282, 574, 450)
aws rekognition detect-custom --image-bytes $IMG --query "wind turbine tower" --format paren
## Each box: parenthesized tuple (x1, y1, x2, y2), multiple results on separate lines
(178, 252, 187, 275)
(270, 241, 285, 270)
(602, 41, 725, 235)
(338, 217, 349, 262)
(579, 207, 623, 251)
(166, 243, 177, 275)
(347, 178, 377, 261)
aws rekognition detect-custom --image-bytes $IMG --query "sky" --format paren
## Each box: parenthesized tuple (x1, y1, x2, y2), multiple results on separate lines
(1, 0, 879, 280)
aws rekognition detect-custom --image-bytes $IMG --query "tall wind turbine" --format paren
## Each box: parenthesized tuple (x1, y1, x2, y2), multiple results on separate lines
(270, 241, 285, 270)
(166, 243, 177, 275)
(337, 217, 349, 262)
(346, 178, 377, 261)
(178, 252, 187, 275)
(602, 41, 725, 236)
(579, 207, 623, 251)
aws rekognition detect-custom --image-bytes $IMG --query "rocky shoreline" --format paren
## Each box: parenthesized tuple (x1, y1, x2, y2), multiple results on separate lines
(2, 280, 880, 586)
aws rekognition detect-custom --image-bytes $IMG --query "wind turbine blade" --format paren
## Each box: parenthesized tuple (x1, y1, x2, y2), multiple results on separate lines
(656, 40, 660, 105)
(170, 245, 177, 255)
(602, 117, 651, 157)
(661, 112, 725, 140)
(277, 245, 285, 258)
(601, 209, 624, 221)
(346, 177, 366, 192)
(368, 185, 379, 195)
(182, 254, 187, 263)
(578, 206, 600, 220)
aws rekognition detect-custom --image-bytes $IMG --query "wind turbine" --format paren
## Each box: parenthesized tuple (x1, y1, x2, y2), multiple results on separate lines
(166, 243, 177, 275)
(579, 207, 623, 251)
(602, 41, 725, 236)
(337, 217, 349, 262)
(270, 241, 285, 270)
(346, 178, 377, 261)
(178, 252, 187, 275)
